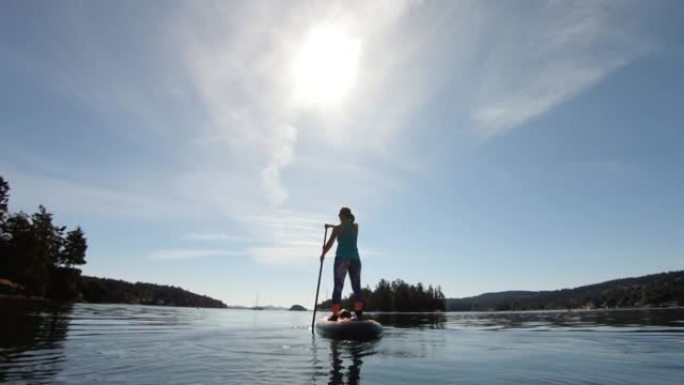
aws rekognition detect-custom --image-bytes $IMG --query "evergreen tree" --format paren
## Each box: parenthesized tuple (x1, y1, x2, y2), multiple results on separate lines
(320, 278, 446, 311)
(0, 213, 33, 280)
(31, 205, 64, 268)
(60, 226, 87, 267)
(23, 206, 64, 295)
(0, 176, 90, 299)
(0, 176, 11, 242)
(0, 175, 9, 220)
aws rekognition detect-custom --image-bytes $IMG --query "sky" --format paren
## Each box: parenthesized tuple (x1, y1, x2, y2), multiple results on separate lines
(1, 0, 683, 307)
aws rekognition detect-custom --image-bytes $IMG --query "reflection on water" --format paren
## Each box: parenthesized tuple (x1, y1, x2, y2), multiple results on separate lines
(374, 312, 446, 329)
(327, 340, 377, 385)
(0, 300, 72, 384)
(375, 307, 684, 330)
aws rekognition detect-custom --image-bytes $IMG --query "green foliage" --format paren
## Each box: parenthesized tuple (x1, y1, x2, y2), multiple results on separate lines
(0, 175, 88, 300)
(320, 278, 446, 312)
(31, 206, 64, 268)
(0, 175, 8, 219)
(80, 276, 228, 308)
(48, 267, 82, 301)
(60, 227, 87, 267)
(1, 213, 34, 282)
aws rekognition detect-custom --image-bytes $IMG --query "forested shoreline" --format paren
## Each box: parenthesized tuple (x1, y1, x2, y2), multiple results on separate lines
(80, 276, 227, 308)
(0, 175, 226, 308)
(322, 272, 683, 313)
(447, 271, 684, 311)
(0, 176, 87, 301)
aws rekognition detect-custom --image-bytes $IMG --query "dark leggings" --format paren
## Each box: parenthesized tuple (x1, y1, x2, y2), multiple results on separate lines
(332, 259, 362, 304)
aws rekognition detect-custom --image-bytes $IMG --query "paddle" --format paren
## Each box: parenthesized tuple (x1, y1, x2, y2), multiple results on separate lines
(311, 225, 329, 334)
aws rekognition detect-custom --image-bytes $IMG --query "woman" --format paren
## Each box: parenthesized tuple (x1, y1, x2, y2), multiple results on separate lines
(320, 207, 363, 321)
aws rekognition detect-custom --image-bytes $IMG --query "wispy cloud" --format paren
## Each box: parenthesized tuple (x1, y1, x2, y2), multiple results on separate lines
(176, 0, 426, 209)
(184, 233, 243, 242)
(261, 124, 298, 206)
(469, 1, 654, 136)
(241, 211, 325, 265)
(184, 0, 655, 267)
(2, 168, 191, 221)
(147, 248, 239, 261)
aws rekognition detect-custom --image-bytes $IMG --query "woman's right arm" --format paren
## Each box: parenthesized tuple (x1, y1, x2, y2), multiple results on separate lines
(320, 226, 337, 260)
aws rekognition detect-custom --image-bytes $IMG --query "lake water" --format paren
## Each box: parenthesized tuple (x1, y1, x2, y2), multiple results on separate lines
(1, 302, 682, 384)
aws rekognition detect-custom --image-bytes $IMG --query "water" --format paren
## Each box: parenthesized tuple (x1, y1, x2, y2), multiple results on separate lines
(1, 302, 682, 384)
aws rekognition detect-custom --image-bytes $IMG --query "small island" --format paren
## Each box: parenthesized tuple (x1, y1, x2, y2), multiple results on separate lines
(289, 304, 307, 311)
(319, 279, 446, 312)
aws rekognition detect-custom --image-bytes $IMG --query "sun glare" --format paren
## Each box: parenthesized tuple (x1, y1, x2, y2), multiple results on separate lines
(293, 25, 361, 108)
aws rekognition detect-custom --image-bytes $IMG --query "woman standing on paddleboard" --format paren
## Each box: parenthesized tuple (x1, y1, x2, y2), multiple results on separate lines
(320, 207, 363, 321)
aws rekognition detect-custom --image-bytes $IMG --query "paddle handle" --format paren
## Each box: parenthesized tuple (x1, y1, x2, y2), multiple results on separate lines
(311, 226, 328, 334)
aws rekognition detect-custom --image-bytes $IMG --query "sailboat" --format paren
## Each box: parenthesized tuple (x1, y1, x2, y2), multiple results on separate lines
(253, 292, 264, 310)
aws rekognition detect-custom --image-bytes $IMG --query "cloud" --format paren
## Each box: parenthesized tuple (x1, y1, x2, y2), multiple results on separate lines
(261, 124, 298, 206)
(2, 0, 661, 269)
(178, 2, 299, 208)
(2, 168, 191, 221)
(155, 1, 431, 267)
(147, 248, 238, 260)
(184, 233, 243, 242)
(175, 0, 656, 267)
(469, 1, 654, 136)
(247, 246, 318, 266)
(175, 0, 426, 207)
(241, 211, 323, 265)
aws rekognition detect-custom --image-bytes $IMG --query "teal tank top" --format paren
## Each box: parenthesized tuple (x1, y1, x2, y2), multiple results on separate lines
(335, 222, 360, 261)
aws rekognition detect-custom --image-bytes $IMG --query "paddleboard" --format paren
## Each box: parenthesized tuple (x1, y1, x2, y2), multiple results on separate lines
(315, 317, 383, 340)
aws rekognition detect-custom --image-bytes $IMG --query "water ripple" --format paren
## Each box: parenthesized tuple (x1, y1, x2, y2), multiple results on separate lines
(1, 303, 682, 384)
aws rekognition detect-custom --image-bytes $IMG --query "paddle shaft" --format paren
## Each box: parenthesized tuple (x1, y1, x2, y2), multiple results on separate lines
(311, 226, 328, 334)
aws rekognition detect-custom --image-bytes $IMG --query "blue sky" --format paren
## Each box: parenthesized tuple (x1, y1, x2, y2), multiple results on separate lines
(1, 1, 682, 307)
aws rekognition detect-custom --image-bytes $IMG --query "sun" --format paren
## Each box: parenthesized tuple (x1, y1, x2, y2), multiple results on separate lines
(293, 25, 362, 108)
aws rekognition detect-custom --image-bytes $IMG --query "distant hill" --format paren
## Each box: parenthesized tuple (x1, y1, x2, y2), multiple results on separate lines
(447, 271, 684, 311)
(80, 276, 227, 308)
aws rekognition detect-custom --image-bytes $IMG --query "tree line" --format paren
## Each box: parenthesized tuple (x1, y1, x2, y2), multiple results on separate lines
(447, 271, 684, 311)
(320, 278, 446, 312)
(1, 175, 228, 308)
(80, 276, 227, 308)
(0, 175, 87, 300)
